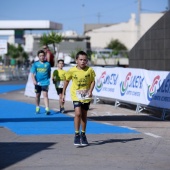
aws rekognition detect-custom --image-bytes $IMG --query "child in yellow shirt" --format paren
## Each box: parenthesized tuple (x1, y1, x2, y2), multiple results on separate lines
(62, 51, 96, 146)
(52, 59, 66, 113)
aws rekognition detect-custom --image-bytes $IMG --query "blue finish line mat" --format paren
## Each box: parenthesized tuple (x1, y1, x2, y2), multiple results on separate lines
(0, 98, 139, 135)
(0, 85, 25, 93)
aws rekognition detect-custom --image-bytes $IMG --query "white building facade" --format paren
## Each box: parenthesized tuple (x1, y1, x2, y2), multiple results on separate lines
(85, 13, 164, 50)
(0, 15, 164, 53)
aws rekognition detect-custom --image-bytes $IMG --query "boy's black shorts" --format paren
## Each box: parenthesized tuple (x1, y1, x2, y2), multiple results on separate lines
(56, 88, 63, 95)
(35, 85, 49, 93)
(73, 101, 90, 111)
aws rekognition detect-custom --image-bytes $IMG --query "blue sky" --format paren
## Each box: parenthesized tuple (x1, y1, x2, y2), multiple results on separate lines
(0, 0, 167, 34)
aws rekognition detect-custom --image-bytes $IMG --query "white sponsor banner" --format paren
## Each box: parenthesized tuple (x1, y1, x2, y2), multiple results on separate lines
(25, 66, 170, 109)
(93, 67, 119, 99)
(115, 68, 146, 104)
(145, 70, 170, 109)
(93, 67, 170, 109)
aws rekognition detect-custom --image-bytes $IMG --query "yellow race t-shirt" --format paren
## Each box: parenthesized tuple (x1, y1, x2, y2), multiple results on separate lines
(52, 69, 66, 88)
(65, 66, 96, 103)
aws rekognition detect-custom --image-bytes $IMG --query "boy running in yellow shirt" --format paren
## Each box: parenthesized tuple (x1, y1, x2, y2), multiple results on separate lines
(62, 51, 96, 146)
(52, 59, 66, 113)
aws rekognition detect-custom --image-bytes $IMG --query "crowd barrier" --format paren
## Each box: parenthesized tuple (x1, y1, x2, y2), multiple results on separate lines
(25, 66, 170, 120)
(0, 66, 29, 81)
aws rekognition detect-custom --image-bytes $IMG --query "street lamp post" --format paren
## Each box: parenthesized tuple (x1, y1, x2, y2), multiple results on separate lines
(137, 0, 141, 40)
(82, 4, 85, 35)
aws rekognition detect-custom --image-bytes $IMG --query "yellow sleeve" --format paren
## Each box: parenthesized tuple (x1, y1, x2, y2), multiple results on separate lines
(65, 69, 72, 81)
(63, 70, 66, 80)
(90, 68, 96, 81)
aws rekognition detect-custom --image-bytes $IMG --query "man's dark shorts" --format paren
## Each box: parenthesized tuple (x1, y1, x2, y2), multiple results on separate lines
(73, 101, 90, 111)
(56, 88, 63, 95)
(35, 85, 49, 93)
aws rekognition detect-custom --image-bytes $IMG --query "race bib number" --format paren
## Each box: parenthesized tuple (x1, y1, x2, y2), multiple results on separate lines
(56, 81, 64, 88)
(76, 89, 91, 100)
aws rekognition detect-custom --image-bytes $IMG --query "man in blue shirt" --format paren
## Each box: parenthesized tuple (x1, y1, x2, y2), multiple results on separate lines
(31, 50, 51, 115)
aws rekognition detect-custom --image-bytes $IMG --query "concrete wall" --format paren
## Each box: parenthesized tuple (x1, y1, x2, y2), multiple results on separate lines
(59, 41, 90, 54)
(129, 11, 170, 71)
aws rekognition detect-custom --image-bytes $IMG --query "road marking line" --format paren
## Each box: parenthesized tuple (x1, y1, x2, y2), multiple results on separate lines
(102, 122, 113, 126)
(121, 126, 136, 130)
(52, 108, 59, 111)
(106, 112, 111, 116)
(89, 111, 98, 116)
(144, 132, 161, 138)
(68, 113, 74, 117)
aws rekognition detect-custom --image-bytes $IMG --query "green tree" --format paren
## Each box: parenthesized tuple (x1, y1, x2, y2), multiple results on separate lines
(6, 44, 28, 66)
(0, 56, 3, 64)
(7, 44, 19, 59)
(40, 31, 63, 54)
(39, 33, 49, 46)
(106, 39, 127, 55)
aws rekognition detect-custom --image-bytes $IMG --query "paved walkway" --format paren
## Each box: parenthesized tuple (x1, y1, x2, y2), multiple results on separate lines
(0, 81, 170, 170)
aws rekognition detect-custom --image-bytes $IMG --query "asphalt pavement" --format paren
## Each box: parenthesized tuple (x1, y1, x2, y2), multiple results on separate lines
(0, 80, 170, 170)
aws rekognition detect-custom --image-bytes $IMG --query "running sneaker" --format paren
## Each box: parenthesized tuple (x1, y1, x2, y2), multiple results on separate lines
(45, 108, 50, 115)
(80, 134, 89, 146)
(60, 107, 65, 113)
(35, 107, 40, 114)
(74, 134, 81, 146)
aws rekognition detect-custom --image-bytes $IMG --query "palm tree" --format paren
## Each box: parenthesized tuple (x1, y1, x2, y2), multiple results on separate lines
(6, 44, 19, 65)
(7, 44, 19, 59)
(39, 33, 50, 46)
(7, 44, 28, 66)
(40, 31, 63, 54)
(48, 31, 63, 54)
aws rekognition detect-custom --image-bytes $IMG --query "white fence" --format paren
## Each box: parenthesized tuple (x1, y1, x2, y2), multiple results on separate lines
(25, 66, 170, 120)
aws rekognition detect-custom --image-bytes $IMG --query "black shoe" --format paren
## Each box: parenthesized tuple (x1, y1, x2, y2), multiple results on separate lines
(60, 107, 65, 113)
(74, 134, 81, 146)
(81, 134, 89, 146)
(45, 108, 50, 115)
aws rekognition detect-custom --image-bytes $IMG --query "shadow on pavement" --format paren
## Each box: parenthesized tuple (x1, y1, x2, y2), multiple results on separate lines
(90, 137, 143, 146)
(74, 138, 143, 149)
(0, 142, 56, 169)
(63, 109, 75, 113)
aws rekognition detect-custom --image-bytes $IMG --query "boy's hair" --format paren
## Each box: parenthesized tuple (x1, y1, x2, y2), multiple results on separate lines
(58, 59, 64, 63)
(76, 51, 88, 59)
(37, 50, 45, 56)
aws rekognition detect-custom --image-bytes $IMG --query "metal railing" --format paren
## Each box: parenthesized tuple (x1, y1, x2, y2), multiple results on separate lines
(0, 66, 29, 81)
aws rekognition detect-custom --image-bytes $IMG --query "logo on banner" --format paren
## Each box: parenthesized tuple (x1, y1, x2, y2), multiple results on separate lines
(147, 75, 160, 101)
(95, 71, 106, 92)
(95, 71, 118, 92)
(120, 72, 131, 96)
(120, 72, 144, 96)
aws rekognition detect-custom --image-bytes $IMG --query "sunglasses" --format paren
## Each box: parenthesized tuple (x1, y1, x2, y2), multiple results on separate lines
(43, 47, 47, 49)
